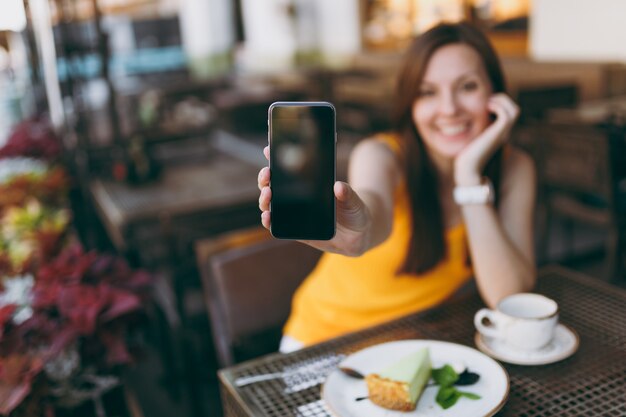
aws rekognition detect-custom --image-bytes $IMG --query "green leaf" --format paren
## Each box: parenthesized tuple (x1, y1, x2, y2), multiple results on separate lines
(459, 391, 482, 400)
(436, 386, 456, 402)
(436, 386, 461, 409)
(435, 386, 481, 409)
(431, 364, 459, 386)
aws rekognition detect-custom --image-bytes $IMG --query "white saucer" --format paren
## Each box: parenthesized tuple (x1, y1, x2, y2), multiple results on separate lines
(475, 324, 580, 366)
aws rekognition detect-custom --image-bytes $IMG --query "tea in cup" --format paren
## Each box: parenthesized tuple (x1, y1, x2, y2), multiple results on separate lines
(474, 293, 558, 351)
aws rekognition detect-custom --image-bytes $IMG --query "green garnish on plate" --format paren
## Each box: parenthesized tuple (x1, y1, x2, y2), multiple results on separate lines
(431, 364, 481, 409)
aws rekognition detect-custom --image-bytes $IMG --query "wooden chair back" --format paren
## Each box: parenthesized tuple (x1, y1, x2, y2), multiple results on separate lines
(196, 228, 321, 367)
(537, 121, 626, 281)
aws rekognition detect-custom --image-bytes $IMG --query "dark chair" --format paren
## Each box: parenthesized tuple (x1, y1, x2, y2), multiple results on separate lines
(511, 85, 579, 175)
(537, 121, 626, 282)
(196, 227, 322, 367)
(516, 84, 579, 124)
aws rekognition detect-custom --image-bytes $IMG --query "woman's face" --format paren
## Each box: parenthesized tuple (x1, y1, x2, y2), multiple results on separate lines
(412, 43, 493, 161)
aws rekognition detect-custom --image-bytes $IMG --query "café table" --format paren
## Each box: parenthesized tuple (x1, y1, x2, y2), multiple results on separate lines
(88, 131, 265, 265)
(218, 265, 626, 416)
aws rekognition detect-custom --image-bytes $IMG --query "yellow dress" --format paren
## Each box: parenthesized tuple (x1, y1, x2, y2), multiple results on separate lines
(283, 135, 473, 345)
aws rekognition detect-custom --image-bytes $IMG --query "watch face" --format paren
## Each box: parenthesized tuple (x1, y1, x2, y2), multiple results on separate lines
(453, 179, 494, 205)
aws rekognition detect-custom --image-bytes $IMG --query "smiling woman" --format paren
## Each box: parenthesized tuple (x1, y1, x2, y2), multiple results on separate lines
(257, 22, 537, 349)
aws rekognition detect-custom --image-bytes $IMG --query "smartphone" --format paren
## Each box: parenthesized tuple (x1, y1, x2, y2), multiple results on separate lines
(268, 101, 336, 240)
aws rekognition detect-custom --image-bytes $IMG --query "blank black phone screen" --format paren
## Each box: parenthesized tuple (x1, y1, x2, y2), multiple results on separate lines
(269, 102, 336, 240)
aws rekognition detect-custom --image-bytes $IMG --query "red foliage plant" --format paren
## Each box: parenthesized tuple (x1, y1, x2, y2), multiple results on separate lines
(0, 117, 61, 162)
(0, 245, 152, 415)
(0, 167, 69, 212)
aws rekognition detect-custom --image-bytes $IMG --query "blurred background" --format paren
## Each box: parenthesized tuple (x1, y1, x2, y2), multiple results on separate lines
(0, 1, 625, 416)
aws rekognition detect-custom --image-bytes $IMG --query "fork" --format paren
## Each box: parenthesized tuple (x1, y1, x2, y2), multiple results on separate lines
(234, 372, 293, 387)
(234, 363, 363, 387)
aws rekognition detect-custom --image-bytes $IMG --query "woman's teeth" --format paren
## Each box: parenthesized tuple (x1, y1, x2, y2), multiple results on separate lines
(439, 124, 467, 136)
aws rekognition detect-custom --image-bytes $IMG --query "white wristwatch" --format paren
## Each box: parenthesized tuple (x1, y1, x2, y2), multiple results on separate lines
(453, 178, 494, 205)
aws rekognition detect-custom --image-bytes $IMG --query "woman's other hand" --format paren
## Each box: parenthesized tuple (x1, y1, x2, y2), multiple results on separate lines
(454, 93, 519, 185)
(258, 145, 373, 256)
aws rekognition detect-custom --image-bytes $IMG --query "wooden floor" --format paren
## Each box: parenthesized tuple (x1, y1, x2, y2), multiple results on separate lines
(125, 312, 223, 417)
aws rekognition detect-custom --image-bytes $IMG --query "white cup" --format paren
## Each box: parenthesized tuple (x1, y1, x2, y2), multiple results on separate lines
(474, 293, 559, 351)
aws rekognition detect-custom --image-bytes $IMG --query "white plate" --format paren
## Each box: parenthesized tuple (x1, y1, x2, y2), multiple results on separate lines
(474, 323, 580, 366)
(321, 340, 509, 417)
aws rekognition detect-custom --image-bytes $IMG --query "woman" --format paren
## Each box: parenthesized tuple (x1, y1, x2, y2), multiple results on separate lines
(257, 22, 536, 352)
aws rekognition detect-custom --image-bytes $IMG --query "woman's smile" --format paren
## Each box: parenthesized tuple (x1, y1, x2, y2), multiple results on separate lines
(412, 43, 493, 161)
(435, 121, 472, 139)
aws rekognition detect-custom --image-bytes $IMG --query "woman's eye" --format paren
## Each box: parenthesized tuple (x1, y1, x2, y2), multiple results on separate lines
(460, 81, 478, 92)
(418, 89, 435, 97)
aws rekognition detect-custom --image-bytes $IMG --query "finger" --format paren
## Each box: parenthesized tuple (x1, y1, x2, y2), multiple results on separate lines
(261, 211, 271, 229)
(495, 93, 518, 110)
(263, 146, 270, 161)
(257, 167, 270, 190)
(491, 92, 515, 105)
(335, 182, 360, 211)
(334, 181, 349, 201)
(334, 181, 369, 231)
(491, 94, 514, 117)
(490, 95, 518, 121)
(487, 98, 509, 123)
(503, 99, 520, 120)
(259, 186, 271, 211)
(491, 92, 510, 101)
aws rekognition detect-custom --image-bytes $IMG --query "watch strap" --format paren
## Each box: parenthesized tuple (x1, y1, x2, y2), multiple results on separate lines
(453, 178, 494, 205)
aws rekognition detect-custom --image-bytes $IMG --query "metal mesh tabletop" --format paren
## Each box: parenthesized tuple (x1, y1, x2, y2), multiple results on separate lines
(219, 266, 626, 417)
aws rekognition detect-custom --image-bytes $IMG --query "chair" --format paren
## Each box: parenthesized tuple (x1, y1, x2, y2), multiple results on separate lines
(196, 227, 322, 367)
(516, 84, 579, 124)
(511, 85, 579, 178)
(537, 121, 626, 282)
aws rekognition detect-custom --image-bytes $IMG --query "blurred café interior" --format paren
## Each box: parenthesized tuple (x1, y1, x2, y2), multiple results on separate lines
(0, 0, 625, 416)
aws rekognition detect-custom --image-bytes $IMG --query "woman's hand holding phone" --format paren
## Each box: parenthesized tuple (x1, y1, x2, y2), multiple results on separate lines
(454, 93, 519, 185)
(258, 146, 372, 256)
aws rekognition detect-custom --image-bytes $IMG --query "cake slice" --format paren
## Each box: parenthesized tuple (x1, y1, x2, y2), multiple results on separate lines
(365, 347, 432, 411)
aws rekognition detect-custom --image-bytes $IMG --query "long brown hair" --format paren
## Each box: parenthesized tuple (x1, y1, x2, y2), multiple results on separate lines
(392, 22, 506, 275)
